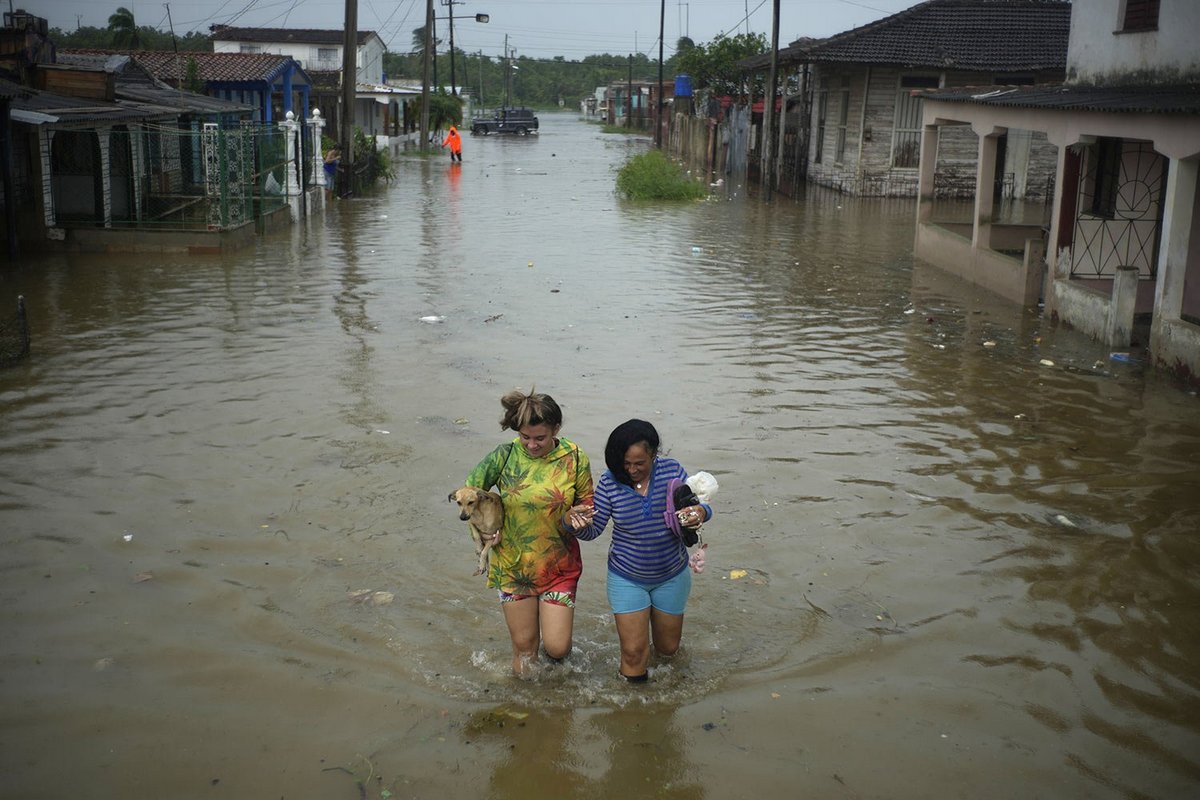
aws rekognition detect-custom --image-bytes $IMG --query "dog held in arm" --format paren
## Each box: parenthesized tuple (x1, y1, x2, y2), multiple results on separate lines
(449, 487, 504, 576)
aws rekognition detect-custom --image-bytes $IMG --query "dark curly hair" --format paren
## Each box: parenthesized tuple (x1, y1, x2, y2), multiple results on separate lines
(604, 419, 660, 486)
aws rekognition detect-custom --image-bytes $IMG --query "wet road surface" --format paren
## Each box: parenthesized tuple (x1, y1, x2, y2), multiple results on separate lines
(1, 111, 1198, 799)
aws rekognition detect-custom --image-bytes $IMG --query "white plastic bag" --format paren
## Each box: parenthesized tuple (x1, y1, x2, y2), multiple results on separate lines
(686, 471, 718, 504)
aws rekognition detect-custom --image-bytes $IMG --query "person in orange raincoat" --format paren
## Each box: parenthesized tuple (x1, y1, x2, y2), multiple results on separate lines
(441, 125, 463, 162)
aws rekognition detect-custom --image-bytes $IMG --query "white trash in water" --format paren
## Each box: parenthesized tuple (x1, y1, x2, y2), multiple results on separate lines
(420, 315, 445, 324)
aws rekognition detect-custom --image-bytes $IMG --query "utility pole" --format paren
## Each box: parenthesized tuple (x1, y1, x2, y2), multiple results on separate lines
(503, 34, 510, 108)
(341, 0, 357, 195)
(762, 0, 780, 201)
(164, 3, 180, 90)
(627, 54, 633, 129)
(420, 0, 433, 147)
(656, 0, 664, 148)
(445, 0, 457, 95)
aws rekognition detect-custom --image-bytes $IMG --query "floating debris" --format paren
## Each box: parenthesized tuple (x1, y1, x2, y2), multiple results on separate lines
(420, 315, 445, 324)
(347, 589, 395, 607)
(1039, 358, 1055, 367)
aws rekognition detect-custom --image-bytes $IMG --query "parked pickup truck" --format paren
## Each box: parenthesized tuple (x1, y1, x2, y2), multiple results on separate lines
(470, 107, 539, 136)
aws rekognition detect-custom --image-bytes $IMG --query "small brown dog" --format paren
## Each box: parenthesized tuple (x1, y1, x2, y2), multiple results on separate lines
(449, 486, 504, 576)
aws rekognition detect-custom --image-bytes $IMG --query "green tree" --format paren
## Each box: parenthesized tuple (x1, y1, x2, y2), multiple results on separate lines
(411, 25, 441, 57)
(107, 6, 141, 49)
(184, 57, 204, 93)
(674, 32, 767, 96)
(427, 90, 463, 129)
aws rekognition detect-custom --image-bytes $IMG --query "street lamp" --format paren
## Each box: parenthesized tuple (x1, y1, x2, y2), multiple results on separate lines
(439, 1, 489, 96)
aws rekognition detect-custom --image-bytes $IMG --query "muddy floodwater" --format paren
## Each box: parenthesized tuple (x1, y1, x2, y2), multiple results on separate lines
(2, 112, 1199, 799)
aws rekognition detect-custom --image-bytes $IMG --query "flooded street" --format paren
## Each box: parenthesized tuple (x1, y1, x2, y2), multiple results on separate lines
(2, 111, 1198, 799)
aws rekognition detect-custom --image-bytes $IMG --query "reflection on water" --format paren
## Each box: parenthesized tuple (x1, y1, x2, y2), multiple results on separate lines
(463, 704, 702, 799)
(1, 112, 1198, 798)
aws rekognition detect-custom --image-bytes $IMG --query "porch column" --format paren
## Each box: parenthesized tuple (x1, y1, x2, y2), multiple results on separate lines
(282, 65, 294, 116)
(130, 125, 146, 222)
(310, 108, 327, 188)
(1152, 154, 1198, 325)
(972, 129, 1002, 250)
(97, 127, 113, 228)
(278, 111, 300, 197)
(917, 123, 938, 224)
(39, 128, 56, 228)
(1107, 266, 1139, 347)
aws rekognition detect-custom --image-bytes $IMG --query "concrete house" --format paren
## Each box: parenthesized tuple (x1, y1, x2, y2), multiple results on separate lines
(915, 0, 1200, 382)
(744, 0, 1071, 197)
(210, 26, 385, 83)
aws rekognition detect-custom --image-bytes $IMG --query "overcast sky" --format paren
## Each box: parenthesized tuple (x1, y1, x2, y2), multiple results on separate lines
(43, 0, 921, 60)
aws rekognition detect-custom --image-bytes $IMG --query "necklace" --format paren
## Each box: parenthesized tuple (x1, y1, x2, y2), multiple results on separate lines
(636, 482, 644, 489)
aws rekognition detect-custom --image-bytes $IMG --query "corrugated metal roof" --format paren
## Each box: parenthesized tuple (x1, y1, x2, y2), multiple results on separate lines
(741, 0, 1069, 73)
(925, 83, 1200, 114)
(6, 80, 156, 124)
(209, 26, 380, 46)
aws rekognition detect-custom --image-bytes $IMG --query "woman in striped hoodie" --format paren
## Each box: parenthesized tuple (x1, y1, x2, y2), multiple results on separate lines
(575, 419, 712, 682)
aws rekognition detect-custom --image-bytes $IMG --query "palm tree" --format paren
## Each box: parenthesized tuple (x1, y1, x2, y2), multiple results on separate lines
(411, 25, 441, 57)
(107, 6, 141, 49)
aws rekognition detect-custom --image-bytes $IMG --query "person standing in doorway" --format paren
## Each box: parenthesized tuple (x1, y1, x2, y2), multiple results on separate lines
(322, 146, 340, 199)
(442, 125, 463, 162)
(463, 389, 594, 677)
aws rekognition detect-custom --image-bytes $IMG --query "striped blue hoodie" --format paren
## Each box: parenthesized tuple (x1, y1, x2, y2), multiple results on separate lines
(577, 456, 712, 584)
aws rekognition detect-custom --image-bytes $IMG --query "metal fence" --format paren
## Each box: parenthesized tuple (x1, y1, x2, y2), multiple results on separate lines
(44, 120, 313, 231)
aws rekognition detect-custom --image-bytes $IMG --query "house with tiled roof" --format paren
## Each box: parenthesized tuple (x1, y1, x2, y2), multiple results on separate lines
(743, 0, 1070, 197)
(129, 49, 313, 123)
(914, 0, 1200, 383)
(209, 26, 389, 144)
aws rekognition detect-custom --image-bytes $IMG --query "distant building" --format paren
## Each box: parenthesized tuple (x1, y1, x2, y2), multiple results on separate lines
(209, 26, 386, 84)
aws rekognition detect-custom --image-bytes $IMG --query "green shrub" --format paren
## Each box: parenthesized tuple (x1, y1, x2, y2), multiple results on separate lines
(353, 127, 396, 183)
(615, 150, 707, 201)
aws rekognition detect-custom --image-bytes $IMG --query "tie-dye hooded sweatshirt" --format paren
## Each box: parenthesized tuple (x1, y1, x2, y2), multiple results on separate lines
(466, 437, 594, 595)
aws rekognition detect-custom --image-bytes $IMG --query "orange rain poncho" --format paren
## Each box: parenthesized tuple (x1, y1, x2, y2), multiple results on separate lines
(442, 126, 462, 155)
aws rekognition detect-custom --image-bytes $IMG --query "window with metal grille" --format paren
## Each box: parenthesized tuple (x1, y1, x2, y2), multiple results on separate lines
(893, 75, 938, 168)
(1122, 0, 1160, 31)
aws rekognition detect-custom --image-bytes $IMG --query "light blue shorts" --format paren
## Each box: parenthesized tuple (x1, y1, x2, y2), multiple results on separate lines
(607, 566, 692, 616)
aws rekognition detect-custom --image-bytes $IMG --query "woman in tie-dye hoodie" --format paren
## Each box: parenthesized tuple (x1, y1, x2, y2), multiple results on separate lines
(465, 389, 594, 677)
